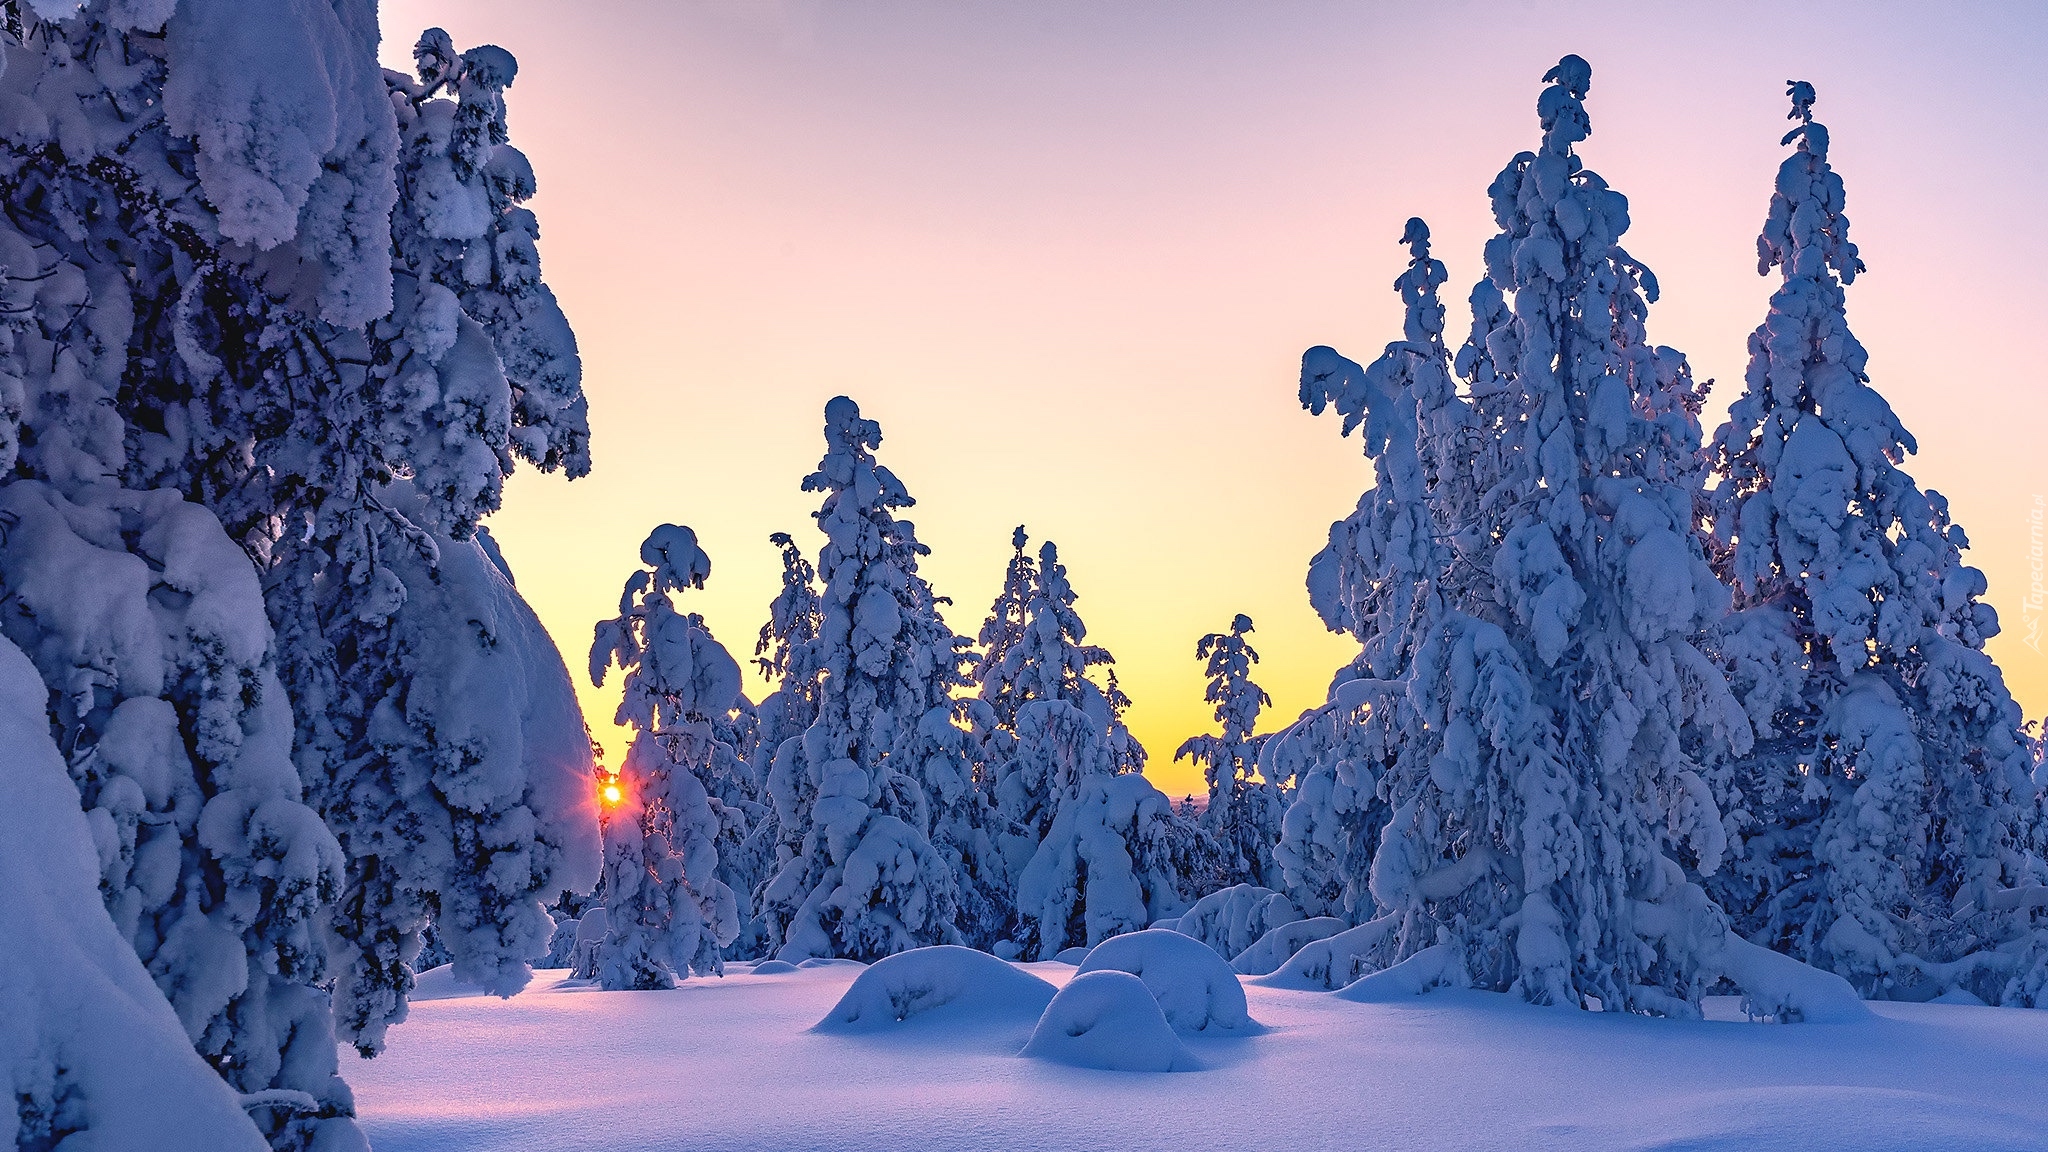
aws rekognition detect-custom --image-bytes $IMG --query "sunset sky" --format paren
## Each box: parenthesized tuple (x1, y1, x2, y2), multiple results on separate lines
(381, 0, 2047, 797)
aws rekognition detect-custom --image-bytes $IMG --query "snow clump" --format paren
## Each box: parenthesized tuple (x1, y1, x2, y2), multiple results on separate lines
(1076, 929, 1255, 1034)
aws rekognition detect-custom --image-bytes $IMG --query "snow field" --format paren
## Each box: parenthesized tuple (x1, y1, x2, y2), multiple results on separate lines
(351, 961, 2048, 1152)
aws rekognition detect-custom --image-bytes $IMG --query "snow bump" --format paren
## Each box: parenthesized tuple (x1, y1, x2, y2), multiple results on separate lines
(1020, 970, 1193, 1073)
(1076, 928, 1256, 1034)
(814, 946, 1057, 1032)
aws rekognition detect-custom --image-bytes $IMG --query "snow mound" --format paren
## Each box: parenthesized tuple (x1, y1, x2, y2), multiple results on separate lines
(1053, 946, 1092, 964)
(1172, 884, 1300, 963)
(749, 960, 800, 975)
(798, 957, 866, 969)
(1254, 915, 1394, 990)
(1334, 944, 1468, 1002)
(570, 907, 608, 979)
(1076, 929, 1255, 1034)
(815, 947, 1057, 1032)
(412, 964, 498, 1002)
(1719, 935, 1871, 1023)
(1020, 971, 1193, 1073)
(1233, 917, 1347, 976)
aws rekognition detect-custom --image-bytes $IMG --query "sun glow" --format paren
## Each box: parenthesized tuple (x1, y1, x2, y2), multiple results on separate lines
(600, 777, 623, 808)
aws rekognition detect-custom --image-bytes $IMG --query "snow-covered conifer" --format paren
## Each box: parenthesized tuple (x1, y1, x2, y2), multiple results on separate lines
(963, 531, 1203, 955)
(0, 8, 388, 1128)
(759, 398, 963, 960)
(755, 532, 826, 756)
(1295, 60, 1833, 1015)
(1176, 615, 1284, 889)
(1011, 710, 1199, 959)
(1706, 83, 2044, 1004)
(277, 37, 597, 1055)
(747, 533, 826, 945)
(1271, 218, 1456, 922)
(974, 527, 1039, 734)
(589, 526, 746, 987)
(0, 4, 598, 1082)
(977, 533, 1144, 876)
(1367, 56, 1774, 1013)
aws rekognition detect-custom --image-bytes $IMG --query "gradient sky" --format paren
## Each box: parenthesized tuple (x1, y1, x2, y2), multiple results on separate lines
(382, 0, 2047, 797)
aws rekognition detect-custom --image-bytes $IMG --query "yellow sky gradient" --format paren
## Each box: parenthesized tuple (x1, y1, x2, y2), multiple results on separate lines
(383, 1, 2048, 798)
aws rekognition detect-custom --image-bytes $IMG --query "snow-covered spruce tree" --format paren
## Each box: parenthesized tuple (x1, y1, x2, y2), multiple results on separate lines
(975, 537, 1205, 957)
(589, 525, 747, 987)
(977, 532, 1149, 877)
(755, 531, 826, 756)
(285, 34, 598, 1056)
(738, 532, 827, 955)
(1177, 614, 1284, 889)
(0, 7, 346, 1144)
(0, 2, 597, 1107)
(1343, 59, 1859, 1018)
(974, 526, 1038, 734)
(1010, 698, 1204, 959)
(758, 397, 965, 960)
(1270, 218, 1455, 923)
(1705, 82, 2045, 1004)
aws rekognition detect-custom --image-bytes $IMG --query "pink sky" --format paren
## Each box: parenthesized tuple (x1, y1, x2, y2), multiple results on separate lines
(383, 0, 2048, 796)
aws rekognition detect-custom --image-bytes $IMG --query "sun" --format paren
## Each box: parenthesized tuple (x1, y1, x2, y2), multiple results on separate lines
(600, 777, 622, 808)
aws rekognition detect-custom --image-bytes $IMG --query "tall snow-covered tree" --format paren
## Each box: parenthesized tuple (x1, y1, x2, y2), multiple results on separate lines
(755, 531, 826, 755)
(974, 527, 1039, 734)
(1705, 82, 2045, 1004)
(270, 33, 598, 1057)
(1299, 59, 1861, 1020)
(971, 534, 1207, 956)
(759, 397, 963, 960)
(977, 533, 1146, 875)
(746, 531, 824, 947)
(1177, 614, 1283, 889)
(589, 525, 746, 988)
(1369, 55, 1765, 1013)
(1271, 218, 1454, 922)
(0, 8, 357, 1145)
(0, 5, 600, 1143)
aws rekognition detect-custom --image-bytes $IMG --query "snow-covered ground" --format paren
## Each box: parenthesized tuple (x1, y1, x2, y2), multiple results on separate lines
(355, 960, 2048, 1151)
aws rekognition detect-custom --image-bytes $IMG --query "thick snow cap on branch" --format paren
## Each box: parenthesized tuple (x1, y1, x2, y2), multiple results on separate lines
(163, 0, 400, 323)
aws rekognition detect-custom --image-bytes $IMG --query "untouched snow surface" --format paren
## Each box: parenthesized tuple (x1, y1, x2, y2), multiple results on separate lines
(351, 961, 2048, 1151)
